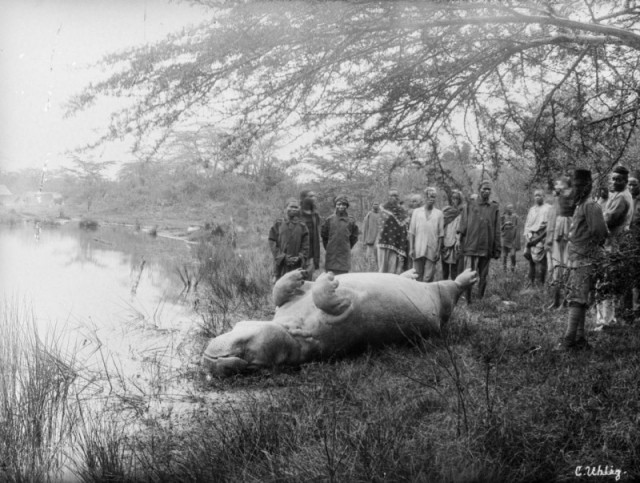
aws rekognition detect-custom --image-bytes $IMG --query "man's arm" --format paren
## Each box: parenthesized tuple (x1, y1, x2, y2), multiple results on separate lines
(545, 204, 556, 250)
(587, 202, 608, 245)
(268, 221, 281, 259)
(455, 204, 468, 250)
(435, 212, 444, 259)
(320, 217, 329, 249)
(524, 207, 534, 240)
(349, 219, 359, 248)
(299, 224, 310, 262)
(363, 213, 370, 239)
(604, 195, 629, 231)
(492, 206, 501, 258)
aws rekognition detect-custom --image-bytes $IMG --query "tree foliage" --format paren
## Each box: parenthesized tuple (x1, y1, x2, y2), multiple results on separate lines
(67, 0, 640, 185)
(65, 158, 115, 211)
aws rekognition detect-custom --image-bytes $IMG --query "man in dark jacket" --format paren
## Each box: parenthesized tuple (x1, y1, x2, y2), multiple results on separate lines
(300, 190, 321, 280)
(456, 180, 501, 302)
(321, 194, 359, 275)
(268, 198, 309, 281)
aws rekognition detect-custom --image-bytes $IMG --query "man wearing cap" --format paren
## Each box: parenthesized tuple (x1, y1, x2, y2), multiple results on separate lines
(595, 165, 634, 330)
(362, 202, 381, 271)
(300, 190, 322, 280)
(524, 189, 552, 287)
(409, 187, 444, 282)
(456, 180, 501, 302)
(559, 168, 607, 350)
(268, 198, 310, 281)
(321, 195, 359, 275)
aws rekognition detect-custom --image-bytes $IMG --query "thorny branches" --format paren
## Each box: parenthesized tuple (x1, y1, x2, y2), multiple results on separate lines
(67, 1, 640, 181)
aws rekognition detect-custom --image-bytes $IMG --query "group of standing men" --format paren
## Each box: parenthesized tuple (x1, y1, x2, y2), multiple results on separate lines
(361, 181, 501, 304)
(268, 190, 359, 281)
(268, 181, 504, 304)
(267, 166, 640, 350)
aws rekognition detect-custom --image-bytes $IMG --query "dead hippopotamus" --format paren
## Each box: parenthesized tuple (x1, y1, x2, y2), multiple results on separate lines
(202, 268, 478, 377)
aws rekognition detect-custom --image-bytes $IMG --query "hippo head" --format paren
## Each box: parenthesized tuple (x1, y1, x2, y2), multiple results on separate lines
(201, 321, 302, 377)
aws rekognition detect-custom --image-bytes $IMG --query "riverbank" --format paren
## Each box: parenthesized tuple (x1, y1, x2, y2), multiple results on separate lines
(0, 204, 227, 245)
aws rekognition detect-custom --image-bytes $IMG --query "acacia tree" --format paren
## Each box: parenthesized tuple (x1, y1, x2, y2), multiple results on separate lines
(67, 0, 640, 185)
(65, 158, 115, 212)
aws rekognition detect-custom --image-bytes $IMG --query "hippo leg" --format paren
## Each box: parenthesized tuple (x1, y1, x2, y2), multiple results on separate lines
(454, 269, 478, 289)
(400, 268, 419, 280)
(273, 268, 308, 307)
(312, 272, 353, 317)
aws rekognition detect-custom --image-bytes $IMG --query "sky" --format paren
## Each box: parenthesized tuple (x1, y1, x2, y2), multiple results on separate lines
(0, 0, 211, 174)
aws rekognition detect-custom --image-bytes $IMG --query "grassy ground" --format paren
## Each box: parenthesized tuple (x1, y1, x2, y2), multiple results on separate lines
(3, 227, 638, 481)
(69, 249, 640, 482)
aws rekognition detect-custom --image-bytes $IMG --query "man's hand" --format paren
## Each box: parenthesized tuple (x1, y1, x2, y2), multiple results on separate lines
(286, 256, 299, 266)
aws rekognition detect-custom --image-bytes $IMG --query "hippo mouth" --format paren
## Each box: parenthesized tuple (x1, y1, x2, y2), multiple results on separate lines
(201, 353, 249, 377)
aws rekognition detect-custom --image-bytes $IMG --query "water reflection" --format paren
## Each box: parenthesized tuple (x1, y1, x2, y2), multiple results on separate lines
(0, 222, 196, 330)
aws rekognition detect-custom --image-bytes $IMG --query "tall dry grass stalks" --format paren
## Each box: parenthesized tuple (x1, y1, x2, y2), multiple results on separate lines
(0, 300, 78, 482)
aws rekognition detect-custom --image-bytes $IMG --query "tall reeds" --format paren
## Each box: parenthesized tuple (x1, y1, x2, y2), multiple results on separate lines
(194, 241, 272, 337)
(0, 300, 78, 481)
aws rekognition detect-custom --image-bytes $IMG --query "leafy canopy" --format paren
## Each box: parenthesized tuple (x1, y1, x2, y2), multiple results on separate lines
(67, 0, 640, 181)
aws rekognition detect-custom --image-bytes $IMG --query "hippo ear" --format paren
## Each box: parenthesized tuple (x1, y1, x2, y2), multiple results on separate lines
(273, 269, 306, 307)
(312, 272, 352, 316)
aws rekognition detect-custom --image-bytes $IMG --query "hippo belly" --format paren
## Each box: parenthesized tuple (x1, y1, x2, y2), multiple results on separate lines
(202, 269, 476, 377)
(274, 273, 458, 358)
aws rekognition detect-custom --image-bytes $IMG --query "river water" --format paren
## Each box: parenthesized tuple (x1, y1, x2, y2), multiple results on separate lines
(0, 221, 202, 399)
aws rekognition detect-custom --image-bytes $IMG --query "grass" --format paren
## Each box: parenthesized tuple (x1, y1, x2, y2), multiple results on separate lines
(193, 241, 274, 337)
(0, 300, 79, 482)
(4, 239, 640, 481)
(66, 247, 640, 482)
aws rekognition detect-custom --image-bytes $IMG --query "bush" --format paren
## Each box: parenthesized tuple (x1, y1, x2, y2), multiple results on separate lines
(194, 241, 273, 337)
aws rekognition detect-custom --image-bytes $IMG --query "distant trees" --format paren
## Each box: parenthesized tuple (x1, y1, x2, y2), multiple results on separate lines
(65, 158, 115, 212)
